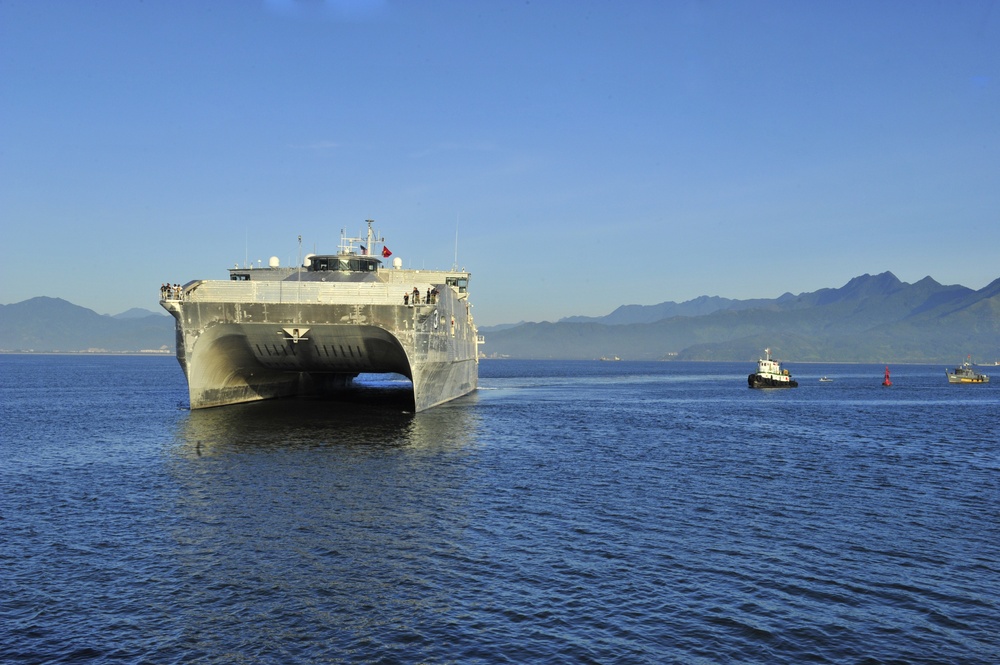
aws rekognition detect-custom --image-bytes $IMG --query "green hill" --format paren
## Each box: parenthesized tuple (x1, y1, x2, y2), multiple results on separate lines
(0, 297, 174, 352)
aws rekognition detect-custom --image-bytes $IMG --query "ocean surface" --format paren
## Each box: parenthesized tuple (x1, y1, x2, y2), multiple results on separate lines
(1, 355, 998, 664)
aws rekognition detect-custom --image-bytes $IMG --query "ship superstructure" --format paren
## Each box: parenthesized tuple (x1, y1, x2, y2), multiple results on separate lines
(161, 220, 481, 411)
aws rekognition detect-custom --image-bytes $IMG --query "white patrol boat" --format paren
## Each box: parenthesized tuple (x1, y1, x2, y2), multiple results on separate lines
(748, 348, 798, 389)
(161, 220, 481, 412)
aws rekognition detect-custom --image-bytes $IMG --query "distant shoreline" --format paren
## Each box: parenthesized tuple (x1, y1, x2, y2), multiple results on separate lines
(479, 358, 950, 365)
(0, 353, 981, 366)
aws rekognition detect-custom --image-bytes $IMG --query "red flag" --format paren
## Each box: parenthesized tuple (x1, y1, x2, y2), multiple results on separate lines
(382, 246, 392, 258)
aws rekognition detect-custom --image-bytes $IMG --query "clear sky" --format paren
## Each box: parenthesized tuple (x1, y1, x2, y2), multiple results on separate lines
(2, 0, 998, 326)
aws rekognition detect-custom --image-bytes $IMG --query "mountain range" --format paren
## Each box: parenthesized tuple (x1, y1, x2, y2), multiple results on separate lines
(481, 272, 1000, 363)
(2, 272, 998, 362)
(0, 297, 173, 353)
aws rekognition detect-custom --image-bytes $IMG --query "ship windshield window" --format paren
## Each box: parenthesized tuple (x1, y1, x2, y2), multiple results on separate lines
(309, 256, 379, 272)
(344, 258, 379, 272)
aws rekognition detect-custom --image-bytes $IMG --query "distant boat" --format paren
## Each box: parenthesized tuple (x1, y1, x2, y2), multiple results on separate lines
(600, 356, 621, 361)
(946, 358, 989, 384)
(882, 366, 892, 387)
(819, 376, 833, 382)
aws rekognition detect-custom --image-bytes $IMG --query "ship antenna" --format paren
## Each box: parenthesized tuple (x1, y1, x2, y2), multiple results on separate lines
(366, 219, 375, 256)
(453, 214, 459, 271)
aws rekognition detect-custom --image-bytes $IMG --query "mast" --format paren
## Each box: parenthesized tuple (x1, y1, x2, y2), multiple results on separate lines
(338, 220, 377, 256)
(453, 214, 459, 271)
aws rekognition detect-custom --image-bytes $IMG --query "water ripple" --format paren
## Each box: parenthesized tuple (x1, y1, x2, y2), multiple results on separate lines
(1, 357, 998, 663)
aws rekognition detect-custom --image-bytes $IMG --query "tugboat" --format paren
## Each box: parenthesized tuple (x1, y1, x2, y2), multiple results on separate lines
(946, 357, 990, 384)
(748, 348, 798, 389)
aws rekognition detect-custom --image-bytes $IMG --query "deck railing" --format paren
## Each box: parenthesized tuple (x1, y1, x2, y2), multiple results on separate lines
(169, 281, 431, 306)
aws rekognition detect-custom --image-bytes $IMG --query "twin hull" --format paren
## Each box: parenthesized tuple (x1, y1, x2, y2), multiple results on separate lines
(165, 293, 477, 412)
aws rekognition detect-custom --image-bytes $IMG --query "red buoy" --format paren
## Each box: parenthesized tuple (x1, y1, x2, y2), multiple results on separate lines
(882, 366, 892, 387)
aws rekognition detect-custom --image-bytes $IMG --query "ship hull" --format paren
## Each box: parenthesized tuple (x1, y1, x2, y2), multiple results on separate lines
(748, 373, 798, 389)
(164, 295, 478, 412)
(947, 375, 989, 384)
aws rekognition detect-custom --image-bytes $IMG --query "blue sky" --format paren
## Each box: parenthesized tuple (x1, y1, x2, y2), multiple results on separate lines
(2, 0, 998, 326)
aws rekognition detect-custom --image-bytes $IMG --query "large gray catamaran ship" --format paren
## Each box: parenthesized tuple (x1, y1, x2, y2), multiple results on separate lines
(161, 220, 481, 411)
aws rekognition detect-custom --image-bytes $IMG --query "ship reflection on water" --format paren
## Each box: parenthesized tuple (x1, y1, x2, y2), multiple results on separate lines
(173, 377, 481, 457)
(163, 376, 483, 655)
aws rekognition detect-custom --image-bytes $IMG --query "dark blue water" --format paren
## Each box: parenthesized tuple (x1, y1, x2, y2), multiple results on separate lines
(2, 355, 998, 664)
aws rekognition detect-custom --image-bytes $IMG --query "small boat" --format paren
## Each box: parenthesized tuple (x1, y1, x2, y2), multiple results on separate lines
(819, 376, 833, 382)
(600, 356, 621, 361)
(882, 366, 892, 387)
(946, 358, 989, 384)
(748, 348, 798, 389)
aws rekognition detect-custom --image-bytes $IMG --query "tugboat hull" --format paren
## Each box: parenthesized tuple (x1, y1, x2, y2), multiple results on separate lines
(748, 374, 798, 389)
